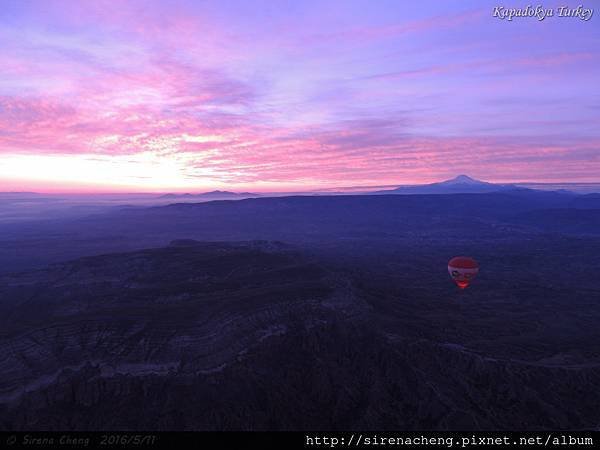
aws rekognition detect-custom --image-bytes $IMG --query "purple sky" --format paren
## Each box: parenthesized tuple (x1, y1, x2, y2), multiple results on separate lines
(0, 0, 598, 192)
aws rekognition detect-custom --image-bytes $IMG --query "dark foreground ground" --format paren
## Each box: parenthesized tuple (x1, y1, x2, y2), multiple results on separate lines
(0, 192, 599, 430)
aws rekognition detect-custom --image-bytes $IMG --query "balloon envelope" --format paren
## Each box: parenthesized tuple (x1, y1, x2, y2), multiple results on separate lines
(448, 256, 479, 289)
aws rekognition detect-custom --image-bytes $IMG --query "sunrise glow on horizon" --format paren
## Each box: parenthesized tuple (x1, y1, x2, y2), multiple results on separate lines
(1, 0, 599, 193)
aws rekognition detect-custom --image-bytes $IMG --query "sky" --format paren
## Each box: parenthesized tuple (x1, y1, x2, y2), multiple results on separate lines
(0, 0, 599, 193)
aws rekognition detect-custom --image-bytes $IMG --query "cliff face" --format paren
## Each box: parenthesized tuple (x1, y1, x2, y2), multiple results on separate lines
(0, 241, 342, 388)
(1, 241, 599, 430)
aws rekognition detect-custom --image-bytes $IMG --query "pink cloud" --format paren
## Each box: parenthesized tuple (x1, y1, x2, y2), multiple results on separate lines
(1, 1, 598, 191)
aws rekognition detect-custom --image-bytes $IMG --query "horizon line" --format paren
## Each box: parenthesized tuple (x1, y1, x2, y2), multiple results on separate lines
(3, 180, 600, 196)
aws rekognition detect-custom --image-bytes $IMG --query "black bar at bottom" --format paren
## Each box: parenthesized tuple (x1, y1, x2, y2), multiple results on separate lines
(0, 431, 598, 449)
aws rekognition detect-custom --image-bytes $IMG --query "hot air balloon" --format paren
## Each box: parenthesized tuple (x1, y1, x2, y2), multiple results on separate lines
(448, 256, 479, 289)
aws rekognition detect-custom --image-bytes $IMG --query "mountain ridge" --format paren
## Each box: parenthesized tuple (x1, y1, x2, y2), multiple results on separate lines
(373, 174, 518, 195)
(159, 190, 260, 200)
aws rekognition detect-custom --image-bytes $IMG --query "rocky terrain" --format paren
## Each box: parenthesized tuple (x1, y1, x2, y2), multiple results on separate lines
(1, 236, 600, 430)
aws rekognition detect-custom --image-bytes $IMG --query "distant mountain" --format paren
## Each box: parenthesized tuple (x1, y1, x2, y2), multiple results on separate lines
(374, 175, 517, 195)
(200, 190, 261, 199)
(159, 190, 260, 200)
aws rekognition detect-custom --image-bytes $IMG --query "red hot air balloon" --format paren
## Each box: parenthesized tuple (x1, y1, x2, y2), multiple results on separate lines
(448, 256, 479, 289)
